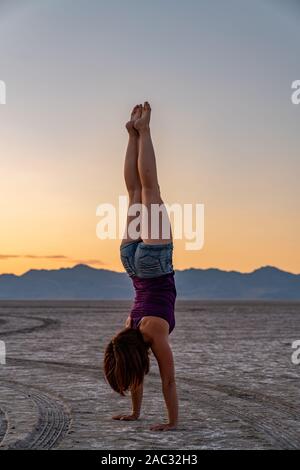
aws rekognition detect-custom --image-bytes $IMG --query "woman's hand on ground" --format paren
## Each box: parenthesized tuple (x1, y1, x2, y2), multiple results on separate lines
(150, 422, 177, 431)
(112, 413, 139, 421)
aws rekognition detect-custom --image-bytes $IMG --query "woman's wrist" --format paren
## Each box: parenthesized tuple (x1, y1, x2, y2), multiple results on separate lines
(168, 418, 178, 426)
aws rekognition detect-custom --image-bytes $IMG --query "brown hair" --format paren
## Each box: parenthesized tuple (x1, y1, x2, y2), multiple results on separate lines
(103, 328, 150, 396)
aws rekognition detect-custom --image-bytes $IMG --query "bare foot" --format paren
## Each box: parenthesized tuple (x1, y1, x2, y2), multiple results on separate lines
(126, 104, 142, 136)
(133, 101, 151, 133)
(150, 422, 177, 432)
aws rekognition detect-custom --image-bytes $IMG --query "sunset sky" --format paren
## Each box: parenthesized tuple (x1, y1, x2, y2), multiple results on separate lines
(0, 0, 299, 275)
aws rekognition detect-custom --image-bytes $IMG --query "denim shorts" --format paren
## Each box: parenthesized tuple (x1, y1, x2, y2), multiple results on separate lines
(120, 240, 174, 278)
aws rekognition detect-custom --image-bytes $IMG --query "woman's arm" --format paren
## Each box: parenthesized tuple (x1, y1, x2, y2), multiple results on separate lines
(131, 382, 143, 418)
(150, 333, 178, 431)
(112, 382, 143, 421)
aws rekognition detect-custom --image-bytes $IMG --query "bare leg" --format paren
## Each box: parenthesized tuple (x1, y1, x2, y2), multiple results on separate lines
(121, 105, 143, 245)
(134, 102, 172, 244)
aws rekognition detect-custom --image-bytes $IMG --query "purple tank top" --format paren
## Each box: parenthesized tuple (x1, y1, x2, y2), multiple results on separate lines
(130, 273, 177, 334)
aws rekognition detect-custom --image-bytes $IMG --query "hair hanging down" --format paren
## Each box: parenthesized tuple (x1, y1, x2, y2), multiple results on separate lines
(103, 328, 150, 396)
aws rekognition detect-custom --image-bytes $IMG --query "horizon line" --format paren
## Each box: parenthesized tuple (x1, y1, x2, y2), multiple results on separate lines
(0, 263, 299, 277)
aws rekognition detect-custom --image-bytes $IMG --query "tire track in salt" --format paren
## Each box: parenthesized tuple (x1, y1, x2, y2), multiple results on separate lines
(1, 381, 72, 450)
(177, 375, 300, 450)
(0, 314, 59, 337)
(0, 410, 8, 447)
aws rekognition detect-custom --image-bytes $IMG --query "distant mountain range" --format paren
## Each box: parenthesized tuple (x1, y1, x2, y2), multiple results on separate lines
(0, 265, 299, 300)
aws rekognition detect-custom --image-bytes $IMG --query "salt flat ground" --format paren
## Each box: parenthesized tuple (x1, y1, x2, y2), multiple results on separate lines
(0, 301, 299, 450)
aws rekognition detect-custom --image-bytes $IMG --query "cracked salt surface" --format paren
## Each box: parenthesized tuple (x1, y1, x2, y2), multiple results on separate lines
(0, 300, 299, 450)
